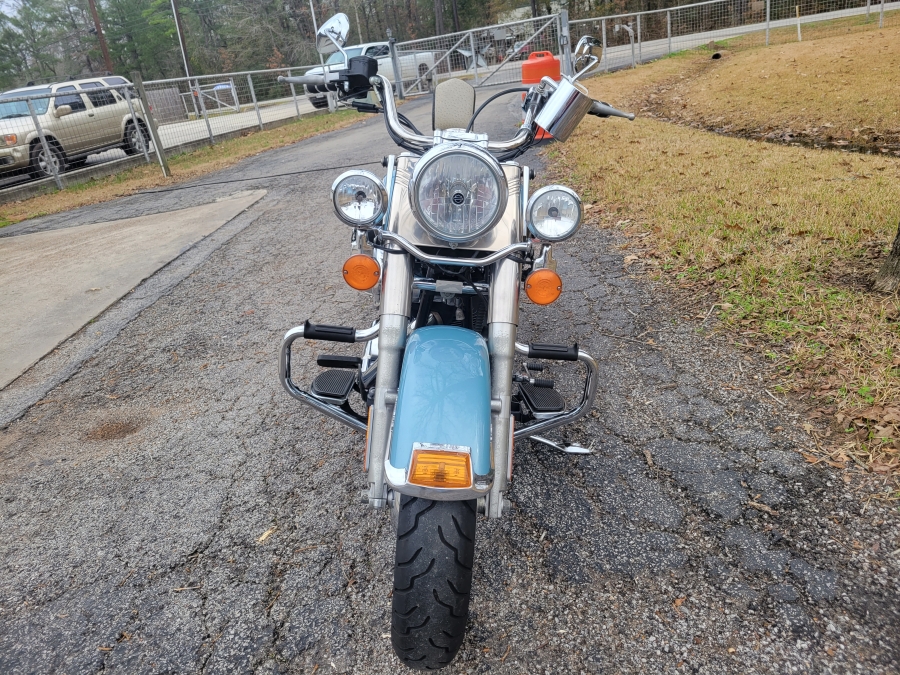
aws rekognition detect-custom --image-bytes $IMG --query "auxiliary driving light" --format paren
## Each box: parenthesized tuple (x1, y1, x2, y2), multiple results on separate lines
(408, 446, 473, 489)
(331, 170, 387, 227)
(526, 185, 582, 242)
(342, 254, 381, 290)
(525, 269, 562, 305)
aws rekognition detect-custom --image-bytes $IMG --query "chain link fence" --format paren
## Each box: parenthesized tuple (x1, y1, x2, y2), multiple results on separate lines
(570, 0, 899, 71)
(140, 66, 322, 155)
(0, 65, 323, 202)
(2, 1, 897, 202)
(391, 14, 569, 96)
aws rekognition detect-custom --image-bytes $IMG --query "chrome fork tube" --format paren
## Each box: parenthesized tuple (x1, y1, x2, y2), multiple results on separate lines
(367, 246, 412, 508)
(487, 257, 519, 518)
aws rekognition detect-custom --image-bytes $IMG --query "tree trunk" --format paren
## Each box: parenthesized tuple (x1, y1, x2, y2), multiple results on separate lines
(434, 0, 444, 35)
(873, 221, 900, 294)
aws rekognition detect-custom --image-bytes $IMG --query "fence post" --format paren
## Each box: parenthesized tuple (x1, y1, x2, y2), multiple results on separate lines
(602, 18, 608, 72)
(796, 5, 802, 41)
(123, 86, 151, 164)
(880, 0, 885, 27)
(469, 31, 480, 85)
(26, 98, 63, 190)
(195, 78, 214, 145)
(131, 71, 171, 177)
(248, 74, 263, 130)
(866, 0, 871, 21)
(388, 37, 405, 100)
(637, 13, 642, 64)
(559, 11, 573, 77)
(766, 0, 771, 45)
(667, 10, 672, 54)
(287, 69, 301, 118)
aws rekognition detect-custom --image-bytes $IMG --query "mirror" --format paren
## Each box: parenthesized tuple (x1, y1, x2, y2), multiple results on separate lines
(54, 104, 72, 118)
(316, 13, 350, 55)
(572, 36, 602, 80)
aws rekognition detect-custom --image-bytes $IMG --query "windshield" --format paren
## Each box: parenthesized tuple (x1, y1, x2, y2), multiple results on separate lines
(0, 88, 52, 118)
(325, 48, 363, 65)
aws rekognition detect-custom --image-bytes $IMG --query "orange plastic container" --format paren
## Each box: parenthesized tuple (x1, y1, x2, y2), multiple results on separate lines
(521, 51, 560, 139)
(521, 51, 561, 85)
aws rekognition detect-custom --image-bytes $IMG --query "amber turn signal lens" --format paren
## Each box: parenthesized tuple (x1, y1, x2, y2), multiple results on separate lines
(524, 269, 562, 305)
(408, 449, 473, 489)
(342, 254, 381, 290)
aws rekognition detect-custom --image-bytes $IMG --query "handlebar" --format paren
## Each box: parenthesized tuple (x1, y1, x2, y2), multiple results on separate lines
(589, 100, 635, 121)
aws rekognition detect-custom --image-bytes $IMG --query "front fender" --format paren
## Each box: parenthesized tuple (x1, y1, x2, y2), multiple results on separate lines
(387, 326, 492, 487)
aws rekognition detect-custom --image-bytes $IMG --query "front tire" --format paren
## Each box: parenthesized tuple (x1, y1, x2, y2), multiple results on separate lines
(123, 121, 150, 156)
(392, 496, 476, 670)
(29, 140, 65, 179)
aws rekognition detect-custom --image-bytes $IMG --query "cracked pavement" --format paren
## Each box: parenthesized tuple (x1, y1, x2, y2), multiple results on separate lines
(1, 91, 898, 674)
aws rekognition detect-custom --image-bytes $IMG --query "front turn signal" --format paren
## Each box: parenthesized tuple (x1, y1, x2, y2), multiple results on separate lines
(342, 254, 381, 290)
(525, 269, 562, 305)
(408, 448, 473, 489)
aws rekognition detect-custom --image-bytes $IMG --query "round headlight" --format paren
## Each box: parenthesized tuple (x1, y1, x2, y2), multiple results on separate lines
(409, 144, 507, 243)
(331, 170, 387, 227)
(526, 185, 582, 242)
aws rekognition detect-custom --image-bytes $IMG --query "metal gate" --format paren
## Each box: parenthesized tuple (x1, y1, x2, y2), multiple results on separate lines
(391, 14, 570, 96)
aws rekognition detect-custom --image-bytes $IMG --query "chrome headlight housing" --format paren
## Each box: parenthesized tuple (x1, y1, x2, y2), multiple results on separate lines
(526, 185, 582, 242)
(331, 170, 387, 228)
(409, 143, 507, 244)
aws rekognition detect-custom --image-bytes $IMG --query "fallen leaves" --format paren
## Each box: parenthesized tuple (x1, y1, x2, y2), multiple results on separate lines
(257, 526, 277, 543)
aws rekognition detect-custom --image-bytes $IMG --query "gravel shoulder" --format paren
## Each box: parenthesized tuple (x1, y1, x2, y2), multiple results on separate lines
(0, 92, 898, 675)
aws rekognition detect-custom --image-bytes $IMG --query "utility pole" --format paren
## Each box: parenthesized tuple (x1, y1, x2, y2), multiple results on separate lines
(87, 0, 114, 74)
(170, 0, 192, 77)
(530, 0, 539, 19)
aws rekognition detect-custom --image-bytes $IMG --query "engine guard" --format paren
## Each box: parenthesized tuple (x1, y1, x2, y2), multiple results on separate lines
(384, 326, 494, 501)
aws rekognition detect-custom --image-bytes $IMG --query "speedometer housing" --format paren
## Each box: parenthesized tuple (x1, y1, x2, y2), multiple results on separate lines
(408, 143, 508, 244)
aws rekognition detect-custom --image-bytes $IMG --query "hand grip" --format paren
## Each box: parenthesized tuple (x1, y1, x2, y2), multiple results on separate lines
(589, 100, 635, 121)
(532, 378, 555, 388)
(303, 320, 356, 343)
(528, 343, 579, 361)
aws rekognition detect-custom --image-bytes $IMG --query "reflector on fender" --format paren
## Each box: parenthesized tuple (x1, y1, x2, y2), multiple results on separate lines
(525, 269, 562, 305)
(408, 443, 473, 489)
(342, 254, 381, 290)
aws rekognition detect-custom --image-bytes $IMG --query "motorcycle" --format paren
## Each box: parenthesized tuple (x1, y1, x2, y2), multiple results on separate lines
(278, 15, 633, 670)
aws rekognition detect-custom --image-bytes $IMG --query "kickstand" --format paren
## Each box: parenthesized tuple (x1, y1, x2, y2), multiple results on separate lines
(530, 434, 592, 455)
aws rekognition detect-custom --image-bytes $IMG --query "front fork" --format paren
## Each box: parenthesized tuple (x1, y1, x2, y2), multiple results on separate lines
(366, 243, 412, 508)
(366, 253, 520, 517)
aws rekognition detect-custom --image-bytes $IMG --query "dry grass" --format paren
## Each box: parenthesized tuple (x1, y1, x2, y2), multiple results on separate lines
(558, 30, 900, 474)
(0, 110, 359, 227)
(627, 24, 900, 152)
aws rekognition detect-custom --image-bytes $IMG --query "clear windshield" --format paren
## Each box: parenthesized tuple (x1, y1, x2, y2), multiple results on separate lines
(325, 48, 363, 65)
(0, 89, 52, 118)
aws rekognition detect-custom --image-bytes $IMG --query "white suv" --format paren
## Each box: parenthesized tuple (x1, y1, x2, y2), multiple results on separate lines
(0, 76, 150, 180)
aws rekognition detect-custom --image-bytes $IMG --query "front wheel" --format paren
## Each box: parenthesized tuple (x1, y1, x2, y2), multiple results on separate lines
(392, 496, 476, 670)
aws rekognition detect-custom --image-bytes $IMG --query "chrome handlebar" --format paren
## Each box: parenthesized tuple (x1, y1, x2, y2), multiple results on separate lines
(279, 72, 633, 151)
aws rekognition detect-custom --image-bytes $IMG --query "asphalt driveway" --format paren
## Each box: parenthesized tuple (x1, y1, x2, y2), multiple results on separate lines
(0, 91, 897, 674)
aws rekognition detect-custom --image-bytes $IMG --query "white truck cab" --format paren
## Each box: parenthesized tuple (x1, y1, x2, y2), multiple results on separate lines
(303, 42, 434, 108)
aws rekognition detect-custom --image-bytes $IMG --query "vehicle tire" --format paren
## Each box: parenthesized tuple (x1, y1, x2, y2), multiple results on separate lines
(123, 121, 150, 156)
(309, 97, 329, 109)
(29, 140, 65, 179)
(418, 64, 432, 92)
(391, 495, 476, 670)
